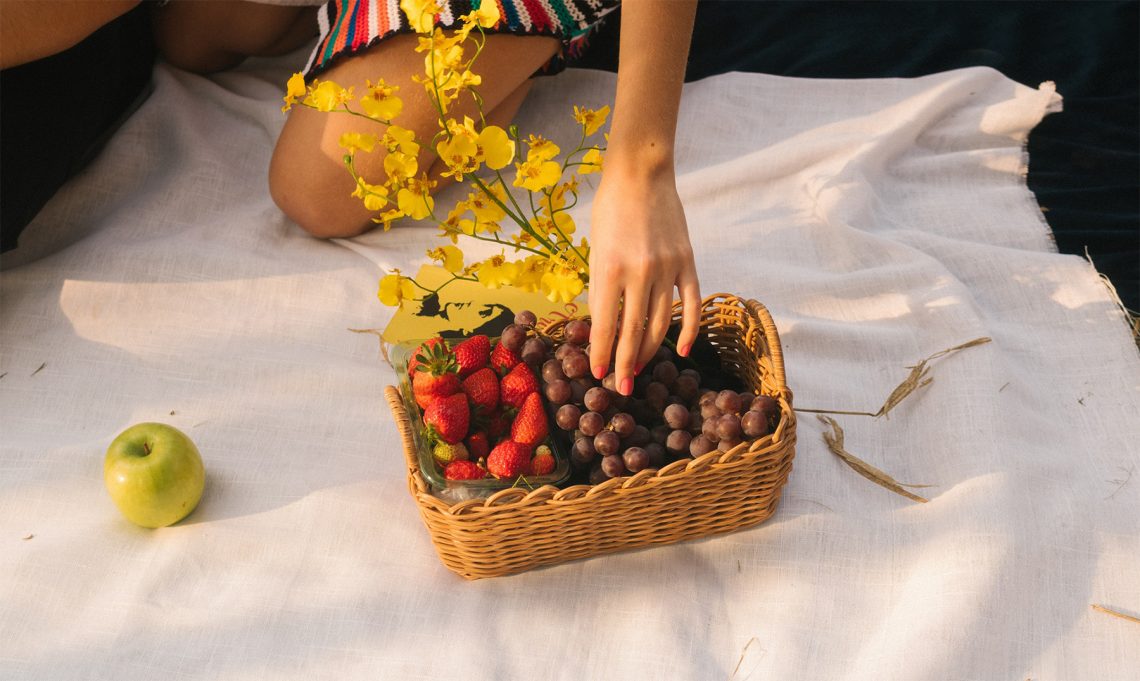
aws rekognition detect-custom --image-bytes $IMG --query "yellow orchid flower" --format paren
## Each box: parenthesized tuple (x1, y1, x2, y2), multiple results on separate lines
(427, 245, 465, 273)
(526, 135, 560, 162)
(339, 132, 379, 154)
(579, 147, 603, 174)
(475, 255, 519, 289)
(573, 104, 610, 136)
(477, 125, 514, 170)
(384, 151, 419, 184)
(401, 0, 440, 34)
(378, 271, 417, 307)
(282, 73, 306, 112)
(397, 187, 434, 220)
(541, 265, 585, 303)
(372, 207, 406, 231)
(466, 188, 507, 224)
(304, 80, 353, 112)
(513, 255, 547, 293)
(351, 177, 389, 211)
(383, 126, 420, 156)
(514, 157, 561, 192)
(360, 79, 403, 121)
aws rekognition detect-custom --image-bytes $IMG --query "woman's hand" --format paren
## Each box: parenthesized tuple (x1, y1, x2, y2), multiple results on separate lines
(585, 0, 700, 395)
(587, 159, 701, 395)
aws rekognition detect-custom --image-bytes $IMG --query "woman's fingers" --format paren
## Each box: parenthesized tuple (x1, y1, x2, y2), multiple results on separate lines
(587, 269, 620, 381)
(613, 282, 650, 395)
(637, 283, 674, 369)
(675, 266, 702, 358)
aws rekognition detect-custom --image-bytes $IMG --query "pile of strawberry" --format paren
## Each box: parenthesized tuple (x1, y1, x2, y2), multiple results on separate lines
(408, 332, 553, 482)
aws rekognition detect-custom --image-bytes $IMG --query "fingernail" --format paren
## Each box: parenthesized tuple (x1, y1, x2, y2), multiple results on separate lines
(593, 365, 606, 380)
(620, 377, 633, 396)
(634, 363, 644, 375)
(679, 343, 691, 357)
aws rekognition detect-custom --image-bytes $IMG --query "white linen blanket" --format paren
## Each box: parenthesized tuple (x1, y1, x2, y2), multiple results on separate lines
(1, 49, 1137, 680)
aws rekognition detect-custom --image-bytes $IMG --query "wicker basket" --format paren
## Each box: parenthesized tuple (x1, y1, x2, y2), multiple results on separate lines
(384, 293, 796, 579)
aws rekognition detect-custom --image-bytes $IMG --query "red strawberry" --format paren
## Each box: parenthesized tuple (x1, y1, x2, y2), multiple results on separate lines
(486, 407, 511, 442)
(423, 393, 469, 444)
(500, 363, 539, 408)
(444, 460, 487, 481)
(490, 341, 522, 374)
(465, 431, 490, 461)
(531, 450, 555, 476)
(407, 337, 446, 376)
(510, 392, 548, 448)
(486, 440, 533, 479)
(461, 367, 499, 413)
(453, 335, 490, 377)
(412, 341, 460, 410)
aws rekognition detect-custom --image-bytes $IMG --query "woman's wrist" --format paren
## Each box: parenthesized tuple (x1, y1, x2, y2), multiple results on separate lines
(602, 135, 676, 183)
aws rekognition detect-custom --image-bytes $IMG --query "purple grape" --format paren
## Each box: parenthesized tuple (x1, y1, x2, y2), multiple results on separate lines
(564, 319, 591, 346)
(600, 454, 626, 478)
(645, 443, 667, 467)
(588, 464, 609, 485)
(653, 345, 673, 363)
(571, 437, 596, 466)
(700, 402, 723, 420)
(555, 343, 579, 361)
(738, 392, 755, 412)
(578, 411, 604, 437)
(500, 324, 527, 353)
(594, 430, 620, 456)
(602, 372, 618, 392)
(679, 368, 701, 383)
(715, 390, 743, 414)
(698, 390, 718, 408)
(542, 359, 566, 383)
(522, 337, 547, 365)
(563, 352, 590, 380)
(666, 429, 692, 456)
(645, 381, 669, 410)
(672, 374, 700, 402)
(752, 394, 779, 421)
(569, 380, 588, 404)
(610, 413, 635, 438)
(689, 434, 715, 457)
(651, 425, 671, 446)
(623, 447, 650, 473)
(545, 379, 572, 405)
(741, 410, 770, 438)
(701, 417, 721, 443)
(556, 403, 581, 430)
(652, 361, 679, 387)
(663, 403, 691, 430)
(716, 413, 743, 441)
(688, 412, 704, 435)
(627, 424, 652, 447)
(718, 437, 742, 452)
(583, 387, 611, 413)
(514, 309, 537, 328)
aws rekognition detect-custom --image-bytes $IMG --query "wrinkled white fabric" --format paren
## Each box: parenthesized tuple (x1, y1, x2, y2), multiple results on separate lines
(1, 51, 1137, 681)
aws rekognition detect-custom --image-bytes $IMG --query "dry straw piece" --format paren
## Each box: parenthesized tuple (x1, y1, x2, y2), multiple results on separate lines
(817, 416, 931, 503)
(1091, 604, 1140, 625)
(386, 294, 797, 579)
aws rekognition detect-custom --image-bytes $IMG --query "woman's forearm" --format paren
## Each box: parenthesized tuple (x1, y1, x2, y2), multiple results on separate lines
(605, 0, 698, 176)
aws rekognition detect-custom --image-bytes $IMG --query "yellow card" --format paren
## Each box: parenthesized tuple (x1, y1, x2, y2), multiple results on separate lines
(381, 265, 587, 346)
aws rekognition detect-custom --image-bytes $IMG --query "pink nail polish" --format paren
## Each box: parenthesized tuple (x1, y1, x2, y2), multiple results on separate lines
(679, 343, 691, 358)
(593, 365, 606, 380)
(620, 377, 633, 396)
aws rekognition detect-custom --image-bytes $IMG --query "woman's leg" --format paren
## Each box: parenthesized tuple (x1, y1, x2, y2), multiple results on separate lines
(153, 1, 318, 74)
(268, 33, 559, 238)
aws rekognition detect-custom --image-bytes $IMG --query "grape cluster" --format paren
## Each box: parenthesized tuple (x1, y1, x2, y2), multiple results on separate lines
(508, 312, 782, 484)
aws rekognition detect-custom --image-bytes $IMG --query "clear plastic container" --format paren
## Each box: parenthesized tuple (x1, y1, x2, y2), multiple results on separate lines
(391, 340, 572, 501)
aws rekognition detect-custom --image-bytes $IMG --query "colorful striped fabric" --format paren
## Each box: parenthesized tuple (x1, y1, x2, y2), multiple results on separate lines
(303, 0, 620, 78)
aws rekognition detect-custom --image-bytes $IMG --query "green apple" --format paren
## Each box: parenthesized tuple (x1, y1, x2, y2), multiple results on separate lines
(104, 422, 206, 528)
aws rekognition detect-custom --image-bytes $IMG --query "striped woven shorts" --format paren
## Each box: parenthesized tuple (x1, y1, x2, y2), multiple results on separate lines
(303, 0, 620, 78)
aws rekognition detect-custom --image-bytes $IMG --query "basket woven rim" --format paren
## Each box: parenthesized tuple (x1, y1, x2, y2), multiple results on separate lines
(385, 292, 794, 516)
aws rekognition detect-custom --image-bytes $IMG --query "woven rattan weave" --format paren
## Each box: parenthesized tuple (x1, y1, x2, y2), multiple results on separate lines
(385, 294, 796, 579)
